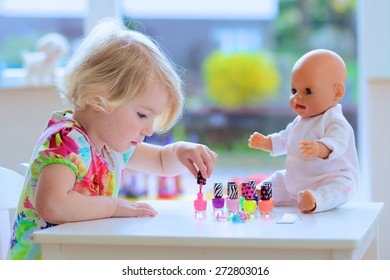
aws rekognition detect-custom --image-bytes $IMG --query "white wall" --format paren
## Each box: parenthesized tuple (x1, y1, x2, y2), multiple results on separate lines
(0, 87, 69, 172)
(84, 0, 121, 33)
(358, 0, 390, 259)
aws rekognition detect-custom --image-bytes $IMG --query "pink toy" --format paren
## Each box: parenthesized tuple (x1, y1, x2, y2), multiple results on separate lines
(216, 212, 251, 223)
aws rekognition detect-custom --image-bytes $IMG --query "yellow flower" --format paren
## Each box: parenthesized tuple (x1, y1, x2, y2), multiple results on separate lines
(203, 51, 280, 108)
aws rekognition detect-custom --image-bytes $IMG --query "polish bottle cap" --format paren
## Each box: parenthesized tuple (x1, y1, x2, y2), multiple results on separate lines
(227, 181, 238, 199)
(248, 180, 256, 188)
(213, 183, 223, 198)
(260, 182, 272, 200)
(197, 170, 206, 185)
(242, 182, 255, 200)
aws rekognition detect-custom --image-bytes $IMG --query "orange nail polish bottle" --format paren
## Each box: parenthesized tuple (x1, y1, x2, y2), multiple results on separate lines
(258, 182, 274, 215)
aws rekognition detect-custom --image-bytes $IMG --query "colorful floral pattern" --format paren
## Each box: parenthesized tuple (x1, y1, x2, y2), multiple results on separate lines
(9, 111, 134, 259)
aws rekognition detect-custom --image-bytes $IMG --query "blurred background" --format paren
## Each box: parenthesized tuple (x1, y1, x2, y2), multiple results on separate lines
(0, 0, 358, 199)
(2, 0, 390, 260)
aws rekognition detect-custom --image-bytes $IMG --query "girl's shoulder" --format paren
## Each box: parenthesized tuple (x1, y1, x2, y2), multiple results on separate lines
(32, 111, 93, 179)
(42, 110, 91, 147)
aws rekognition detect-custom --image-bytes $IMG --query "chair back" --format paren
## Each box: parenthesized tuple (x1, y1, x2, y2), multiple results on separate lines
(0, 167, 24, 259)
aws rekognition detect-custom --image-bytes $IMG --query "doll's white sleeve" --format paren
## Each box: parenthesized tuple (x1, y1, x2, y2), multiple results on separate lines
(318, 118, 351, 159)
(269, 121, 295, 157)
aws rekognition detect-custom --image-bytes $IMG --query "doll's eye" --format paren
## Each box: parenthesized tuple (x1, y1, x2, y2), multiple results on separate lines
(306, 88, 312, 94)
(291, 88, 297, 95)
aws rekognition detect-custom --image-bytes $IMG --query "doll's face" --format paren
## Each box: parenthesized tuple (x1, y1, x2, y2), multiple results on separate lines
(289, 50, 346, 119)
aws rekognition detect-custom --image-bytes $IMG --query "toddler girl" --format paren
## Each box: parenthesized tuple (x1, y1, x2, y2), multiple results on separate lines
(10, 18, 217, 259)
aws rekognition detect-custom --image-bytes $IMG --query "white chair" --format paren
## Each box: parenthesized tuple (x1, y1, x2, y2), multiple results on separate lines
(0, 167, 24, 259)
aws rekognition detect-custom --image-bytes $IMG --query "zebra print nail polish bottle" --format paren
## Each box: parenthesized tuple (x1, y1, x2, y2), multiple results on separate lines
(212, 183, 225, 214)
(226, 181, 239, 215)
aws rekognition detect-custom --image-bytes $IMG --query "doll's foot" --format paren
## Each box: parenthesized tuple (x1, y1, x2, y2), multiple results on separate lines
(298, 191, 316, 213)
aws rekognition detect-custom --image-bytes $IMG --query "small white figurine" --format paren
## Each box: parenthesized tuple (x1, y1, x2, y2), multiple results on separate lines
(22, 33, 70, 86)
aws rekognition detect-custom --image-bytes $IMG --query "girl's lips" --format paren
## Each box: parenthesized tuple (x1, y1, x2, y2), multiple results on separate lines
(131, 141, 138, 146)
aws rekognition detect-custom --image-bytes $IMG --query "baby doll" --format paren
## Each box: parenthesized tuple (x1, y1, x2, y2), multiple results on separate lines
(248, 49, 358, 213)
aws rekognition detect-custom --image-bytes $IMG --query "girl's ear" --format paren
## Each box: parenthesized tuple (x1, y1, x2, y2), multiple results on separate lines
(334, 82, 345, 101)
(89, 103, 104, 112)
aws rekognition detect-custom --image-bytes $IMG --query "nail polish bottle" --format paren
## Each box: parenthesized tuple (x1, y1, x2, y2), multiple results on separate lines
(248, 180, 258, 204)
(242, 182, 256, 216)
(194, 170, 207, 217)
(212, 183, 225, 213)
(226, 181, 239, 215)
(239, 182, 246, 211)
(194, 192, 207, 216)
(258, 182, 275, 215)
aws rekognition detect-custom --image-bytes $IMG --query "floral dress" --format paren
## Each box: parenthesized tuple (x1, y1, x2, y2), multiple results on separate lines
(9, 110, 134, 259)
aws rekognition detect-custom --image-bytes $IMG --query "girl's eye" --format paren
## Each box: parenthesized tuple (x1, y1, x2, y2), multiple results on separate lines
(306, 88, 312, 94)
(137, 112, 147, 119)
(291, 89, 297, 95)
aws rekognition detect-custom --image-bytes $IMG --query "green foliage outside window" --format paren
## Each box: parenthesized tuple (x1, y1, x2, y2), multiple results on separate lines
(202, 51, 281, 109)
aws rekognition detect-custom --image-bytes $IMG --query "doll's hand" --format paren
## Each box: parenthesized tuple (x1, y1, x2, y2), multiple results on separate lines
(300, 141, 331, 159)
(248, 132, 272, 152)
(173, 141, 218, 180)
(112, 199, 157, 217)
(298, 191, 316, 213)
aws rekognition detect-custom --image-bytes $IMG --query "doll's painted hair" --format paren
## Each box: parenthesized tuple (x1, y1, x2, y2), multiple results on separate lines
(59, 18, 184, 133)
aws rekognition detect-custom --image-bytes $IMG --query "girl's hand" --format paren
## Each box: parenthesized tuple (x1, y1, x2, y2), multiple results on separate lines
(173, 141, 218, 179)
(112, 199, 157, 218)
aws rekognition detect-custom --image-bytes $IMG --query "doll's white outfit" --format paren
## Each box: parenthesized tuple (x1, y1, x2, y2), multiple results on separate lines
(259, 104, 359, 212)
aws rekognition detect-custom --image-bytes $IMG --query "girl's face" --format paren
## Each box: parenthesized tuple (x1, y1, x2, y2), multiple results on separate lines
(93, 81, 169, 153)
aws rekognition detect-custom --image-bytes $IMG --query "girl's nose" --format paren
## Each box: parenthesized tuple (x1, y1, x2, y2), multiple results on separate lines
(141, 122, 154, 137)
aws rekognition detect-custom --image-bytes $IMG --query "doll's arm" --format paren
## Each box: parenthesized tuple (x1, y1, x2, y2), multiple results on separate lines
(298, 190, 317, 213)
(300, 141, 332, 159)
(248, 132, 272, 152)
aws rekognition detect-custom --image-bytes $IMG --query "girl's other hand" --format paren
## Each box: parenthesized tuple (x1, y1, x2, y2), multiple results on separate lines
(112, 199, 157, 217)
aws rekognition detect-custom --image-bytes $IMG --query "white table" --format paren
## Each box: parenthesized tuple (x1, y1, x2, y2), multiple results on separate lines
(33, 200, 383, 260)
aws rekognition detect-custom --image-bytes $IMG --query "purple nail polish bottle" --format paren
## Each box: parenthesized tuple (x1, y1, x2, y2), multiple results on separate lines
(212, 183, 225, 213)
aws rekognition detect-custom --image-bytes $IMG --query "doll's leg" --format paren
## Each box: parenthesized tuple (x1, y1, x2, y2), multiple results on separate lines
(256, 170, 296, 206)
(299, 177, 355, 213)
(298, 191, 317, 213)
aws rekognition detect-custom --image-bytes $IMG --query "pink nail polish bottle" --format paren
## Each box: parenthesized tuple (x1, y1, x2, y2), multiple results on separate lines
(194, 192, 207, 215)
(258, 182, 274, 215)
(212, 183, 225, 213)
(194, 171, 207, 217)
(226, 181, 239, 215)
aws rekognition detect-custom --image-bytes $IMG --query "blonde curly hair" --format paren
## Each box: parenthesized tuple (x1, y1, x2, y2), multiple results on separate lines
(58, 18, 184, 133)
